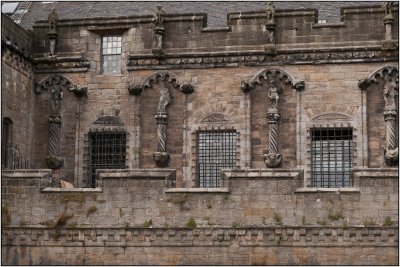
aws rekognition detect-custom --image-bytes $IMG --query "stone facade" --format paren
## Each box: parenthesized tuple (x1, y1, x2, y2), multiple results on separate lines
(1, 2, 398, 265)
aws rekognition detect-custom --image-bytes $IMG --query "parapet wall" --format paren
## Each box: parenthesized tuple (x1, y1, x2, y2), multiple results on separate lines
(30, 5, 398, 55)
(1, 168, 398, 265)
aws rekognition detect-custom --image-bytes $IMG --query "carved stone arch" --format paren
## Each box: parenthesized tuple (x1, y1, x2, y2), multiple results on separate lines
(311, 112, 351, 121)
(367, 65, 398, 85)
(128, 71, 194, 95)
(241, 68, 305, 93)
(358, 65, 399, 166)
(358, 65, 398, 90)
(200, 113, 234, 125)
(36, 74, 74, 94)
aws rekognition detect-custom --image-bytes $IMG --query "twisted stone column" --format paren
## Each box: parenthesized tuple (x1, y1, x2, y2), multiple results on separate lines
(264, 80, 282, 168)
(153, 84, 171, 167)
(265, 111, 282, 167)
(383, 75, 398, 165)
(46, 115, 64, 169)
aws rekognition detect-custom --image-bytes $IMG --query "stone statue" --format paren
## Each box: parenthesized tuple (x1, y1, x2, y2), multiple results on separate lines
(51, 86, 63, 115)
(383, 2, 394, 16)
(268, 80, 280, 109)
(48, 8, 59, 32)
(383, 75, 398, 111)
(154, 4, 166, 28)
(265, 2, 275, 23)
(157, 83, 171, 113)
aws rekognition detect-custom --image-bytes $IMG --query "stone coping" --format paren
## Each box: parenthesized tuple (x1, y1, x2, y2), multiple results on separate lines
(295, 187, 361, 193)
(1, 169, 51, 178)
(165, 188, 229, 193)
(351, 167, 399, 179)
(96, 168, 175, 180)
(41, 187, 102, 193)
(223, 169, 302, 179)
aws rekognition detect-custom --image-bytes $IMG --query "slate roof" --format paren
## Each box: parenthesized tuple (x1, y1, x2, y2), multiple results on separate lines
(14, 1, 381, 30)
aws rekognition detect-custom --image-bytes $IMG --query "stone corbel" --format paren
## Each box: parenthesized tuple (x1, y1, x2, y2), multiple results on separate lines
(180, 83, 194, 94)
(128, 83, 144, 96)
(68, 85, 88, 97)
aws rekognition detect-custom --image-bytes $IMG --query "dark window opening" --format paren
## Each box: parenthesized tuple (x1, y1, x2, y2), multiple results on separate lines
(197, 130, 237, 188)
(101, 36, 122, 74)
(1, 117, 13, 168)
(89, 132, 126, 187)
(311, 127, 353, 188)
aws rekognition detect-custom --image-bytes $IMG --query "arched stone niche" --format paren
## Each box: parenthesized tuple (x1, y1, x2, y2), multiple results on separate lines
(35, 74, 87, 184)
(128, 71, 194, 187)
(359, 65, 399, 167)
(241, 68, 304, 168)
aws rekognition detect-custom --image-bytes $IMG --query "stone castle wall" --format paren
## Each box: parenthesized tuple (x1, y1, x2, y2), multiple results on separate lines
(1, 15, 35, 161)
(1, 168, 398, 265)
(1, 3, 399, 265)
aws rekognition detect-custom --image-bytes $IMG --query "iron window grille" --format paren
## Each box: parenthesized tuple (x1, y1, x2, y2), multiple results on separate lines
(101, 36, 122, 74)
(197, 130, 237, 188)
(310, 127, 353, 188)
(89, 132, 127, 187)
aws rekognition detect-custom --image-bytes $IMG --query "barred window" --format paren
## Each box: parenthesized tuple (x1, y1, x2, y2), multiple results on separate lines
(1, 117, 13, 168)
(197, 130, 237, 188)
(101, 36, 122, 74)
(89, 132, 126, 187)
(311, 128, 353, 188)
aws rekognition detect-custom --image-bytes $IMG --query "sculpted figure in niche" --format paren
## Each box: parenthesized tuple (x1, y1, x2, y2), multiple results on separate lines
(268, 80, 280, 109)
(383, 2, 394, 16)
(48, 8, 58, 32)
(383, 75, 398, 110)
(265, 2, 275, 23)
(154, 4, 166, 28)
(51, 86, 63, 115)
(157, 83, 171, 113)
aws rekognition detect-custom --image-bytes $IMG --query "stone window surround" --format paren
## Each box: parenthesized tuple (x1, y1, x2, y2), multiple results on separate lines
(81, 122, 129, 188)
(101, 35, 122, 74)
(303, 120, 359, 188)
(188, 125, 242, 188)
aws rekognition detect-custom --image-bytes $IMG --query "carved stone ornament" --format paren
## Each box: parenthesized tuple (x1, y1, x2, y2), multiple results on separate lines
(48, 8, 59, 33)
(240, 80, 255, 93)
(93, 116, 124, 126)
(152, 4, 166, 55)
(312, 113, 351, 121)
(129, 71, 194, 95)
(180, 83, 194, 94)
(241, 68, 305, 93)
(201, 113, 231, 124)
(264, 153, 282, 168)
(46, 155, 64, 169)
(153, 151, 170, 168)
(128, 83, 144, 96)
(36, 74, 73, 94)
(68, 84, 87, 97)
(265, 2, 276, 24)
(47, 8, 59, 56)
